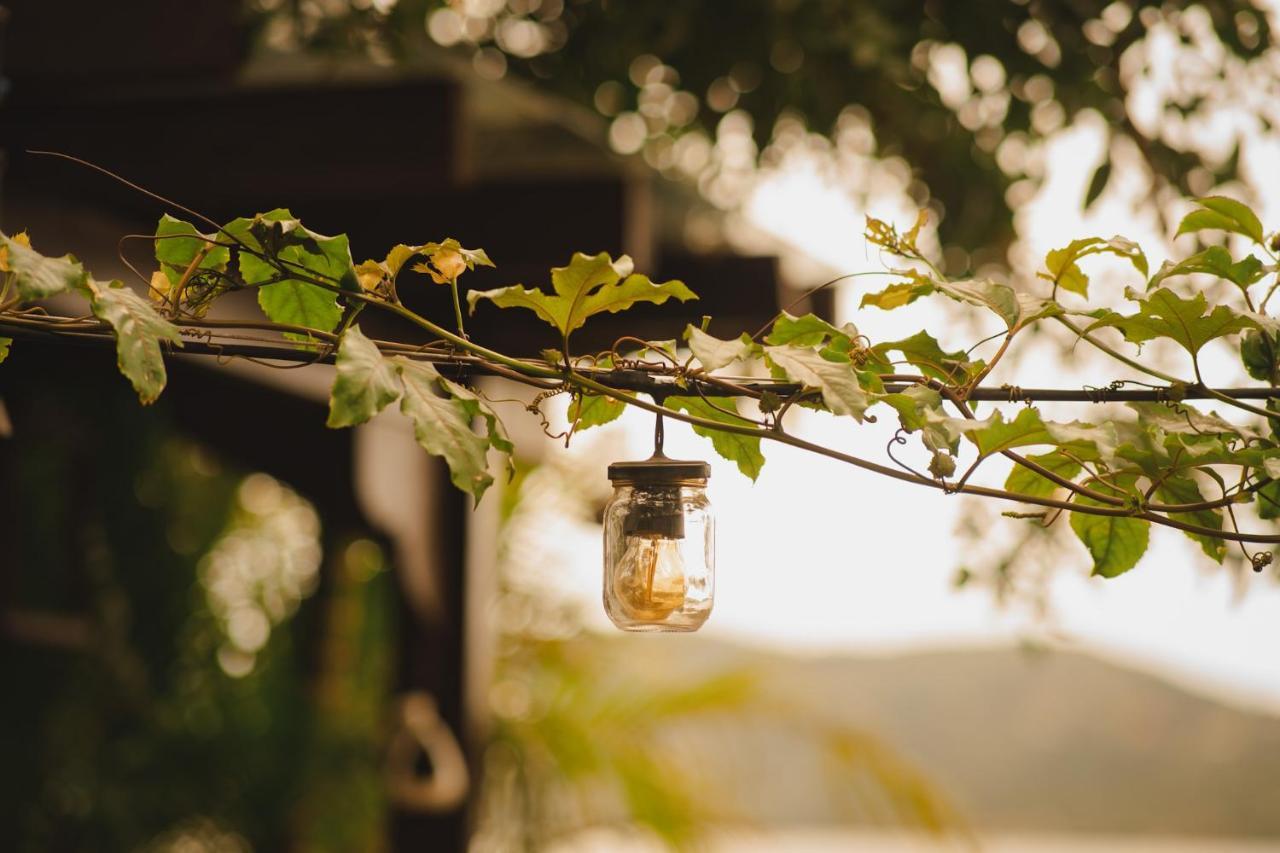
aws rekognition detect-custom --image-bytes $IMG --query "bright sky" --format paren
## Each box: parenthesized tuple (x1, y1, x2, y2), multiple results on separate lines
(502, 40, 1280, 715)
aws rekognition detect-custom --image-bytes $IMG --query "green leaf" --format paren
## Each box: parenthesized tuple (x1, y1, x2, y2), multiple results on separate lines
(223, 210, 356, 333)
(569, 391, 626, 430)
(873, 331, 980, 384)
(685, 325, 756, 371)
(1084, 159, 1111, 209)
(880, 385, 955, 469)
(0, 337, 10, 364)
(442, 375, 515, 459)
(879, 384, 944, 434)
(947, 407, 1052, 456)
(1123, 401, 1244, 438)
(935, 278, 1022, 328)
(1240, 330, 1277, 381)
(1176, 196, 1264, 244)
(259, 278, 344, 333)
(1147, 245, 1264, 291)
(393, 358, 506, 501)
(0, 231, 87, 300)
(764, 345, 871, 421)
(859, 277, 934, 311)
(567, 354, 626, 430)
(327, 326, 401, 428)
(936, 407, 1120, 466)
(1041, 236, 1148, 298)
(665, 395, 765, 480)
(763, 312, 855, 348)
(863, 272, 1025, 328)
(1257, 479, 1280, 520)
(467, 251, 695, 338)
(1005, 451, 1083, 499)
(1086, 287, 1257, 356)
(1070, 476, 1149, 578)
(1153, 475, 1226, 563)
(154, 214, 230, 284)
(84, 280, 182, 404)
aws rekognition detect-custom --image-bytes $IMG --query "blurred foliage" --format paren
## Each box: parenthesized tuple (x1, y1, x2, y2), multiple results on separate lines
(470, 458, 965, 851)
(250, 0, 1272, 256)
(0, 379, 395, 852)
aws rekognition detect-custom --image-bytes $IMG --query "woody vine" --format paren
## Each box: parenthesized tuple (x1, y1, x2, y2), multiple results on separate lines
(4, 156, 1280, 581)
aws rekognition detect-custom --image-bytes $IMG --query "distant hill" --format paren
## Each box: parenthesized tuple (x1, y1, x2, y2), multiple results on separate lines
(593, 637, 1280, 837)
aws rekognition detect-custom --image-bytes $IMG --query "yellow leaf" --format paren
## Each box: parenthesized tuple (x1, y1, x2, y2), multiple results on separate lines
(149, 270, 171, 304)
(356, 259, 385, 294)
(431, 248, 467, 282)
(0, 230, 31, 273)
(904, 209, 928, 250)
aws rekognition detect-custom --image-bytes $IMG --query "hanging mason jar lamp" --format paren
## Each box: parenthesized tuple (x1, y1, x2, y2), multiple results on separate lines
(603, 412, 714, 632)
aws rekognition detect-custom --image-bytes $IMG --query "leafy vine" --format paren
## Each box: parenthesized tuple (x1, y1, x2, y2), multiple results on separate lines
(4, 156, 1280, 580)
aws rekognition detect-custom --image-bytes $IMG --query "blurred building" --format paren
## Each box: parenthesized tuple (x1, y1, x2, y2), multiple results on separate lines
(0, 2, 822, 849)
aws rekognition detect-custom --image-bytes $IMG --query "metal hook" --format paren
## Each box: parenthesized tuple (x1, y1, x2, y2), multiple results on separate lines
(385, 692, 470, 813)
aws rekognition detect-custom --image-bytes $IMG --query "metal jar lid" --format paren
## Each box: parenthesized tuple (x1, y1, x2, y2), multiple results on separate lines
(607, 456, 710, 485)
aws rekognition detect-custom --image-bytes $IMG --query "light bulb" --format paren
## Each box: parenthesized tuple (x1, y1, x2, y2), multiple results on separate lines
(612, 533, 688, 621)
(604, 452, 712, 632)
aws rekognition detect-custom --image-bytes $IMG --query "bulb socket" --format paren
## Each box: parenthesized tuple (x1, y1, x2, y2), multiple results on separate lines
(622, 502, 686, 539)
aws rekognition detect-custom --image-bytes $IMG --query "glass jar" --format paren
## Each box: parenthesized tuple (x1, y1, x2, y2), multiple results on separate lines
(603, 458, 714, 632)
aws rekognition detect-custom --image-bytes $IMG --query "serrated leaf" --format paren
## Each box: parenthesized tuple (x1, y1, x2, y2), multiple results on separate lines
(1153, 474, 1226, 563)
(937, 407, 1120, 466)
(442, 376, 514, 458)
(764, 345, 871, 420)
(0, 229, 30, 271)
(1123, 401, 1244, 438)
(1005, 451, 1083, 499)
(879, 384, 944, 433)
(864, 272, 1026, 328)
(223, 210, 356, 332)
(1041, 236, 1148, 298)
(1147, 245, 1264, 292)
(393, 357, 504, 501)
(665, 395, 764, 480)
(1176, 196, 1264, 244)
(1069, 474, 1149, 578)
(468, 251, 695, 339)
(936, 278, 1022, 328)
(259, 278, 344, 332)
(685, 325, 756, 371)
(1071, 503, 1149, 579)
(945, 407, 1052, 456)
(85, 280, 182, 404)
(859, 277, 934, 311)
(0, 231, 87, 300)
(879, 384, 956, 461)
(154, 214, 230, 284)
(569, 392, 626, 430)
(763, 312, 855, 348)
(873, 331, 980, 384)
(327, 326, 400, 428)
(1086, 287, 1257, 356)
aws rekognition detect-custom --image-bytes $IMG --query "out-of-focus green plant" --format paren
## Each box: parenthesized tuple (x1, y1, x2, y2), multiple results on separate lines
(470, 461, 965, 852)
(0, 379, 395, 852)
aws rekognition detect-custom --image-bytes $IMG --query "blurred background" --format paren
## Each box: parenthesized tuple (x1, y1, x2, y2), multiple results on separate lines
(2, 1, 1280, 850)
